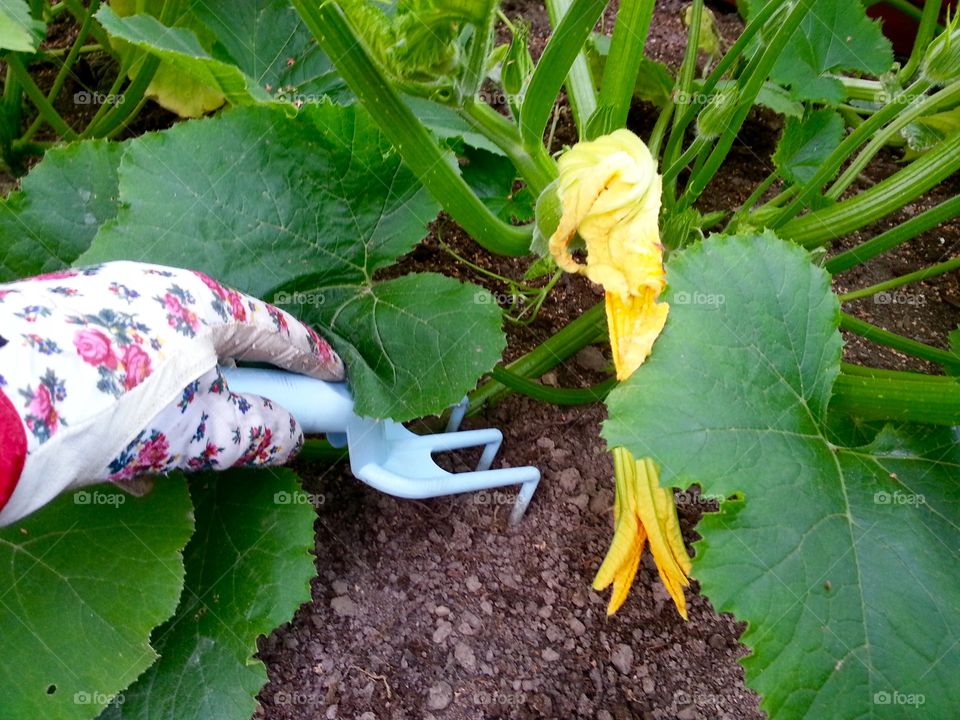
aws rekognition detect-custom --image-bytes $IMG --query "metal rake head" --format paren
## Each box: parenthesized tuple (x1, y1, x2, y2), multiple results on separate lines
(221, 366, 541, 524)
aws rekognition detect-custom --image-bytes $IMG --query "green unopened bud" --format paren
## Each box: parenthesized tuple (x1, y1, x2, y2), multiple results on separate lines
(696, 87, 739, 138)
(922, 10, 960, 84)
(502, 21, 534, 97)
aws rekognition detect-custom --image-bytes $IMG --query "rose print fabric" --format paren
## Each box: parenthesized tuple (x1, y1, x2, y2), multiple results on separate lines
(0, 262, 344, 526)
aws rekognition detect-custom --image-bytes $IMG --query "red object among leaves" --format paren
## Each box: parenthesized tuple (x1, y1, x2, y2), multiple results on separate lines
(868, 1, 957, 57)
(0, 388, 26, 511)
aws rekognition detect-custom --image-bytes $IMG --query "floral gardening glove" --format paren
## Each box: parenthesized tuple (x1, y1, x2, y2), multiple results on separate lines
(0, 262, 344, 526)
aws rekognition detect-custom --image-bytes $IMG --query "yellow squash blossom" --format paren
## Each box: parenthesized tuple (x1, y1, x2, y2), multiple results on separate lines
(548, 129, 691, 617)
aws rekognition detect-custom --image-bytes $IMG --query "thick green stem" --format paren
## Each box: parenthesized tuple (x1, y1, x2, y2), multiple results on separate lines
(760, 76, 932, 227)
(596, 0, 655, 135)
(831, 371, 960, 426)
(779, 127, 960, 247)
(62, 0, 115, 59)
(664, 0, 703, 204)
(826, 195, 960, 273)
(840, 313, 960, 370)
(678, 0, 808, 212)
(839, 257, 960, 302)
(491, 366, 615, 404)
(827, 79, 960, 200)
(293, 0, 533, 256)
(898, 0, 943, 80)
(21, 0, 102, 143)
(523, 0, 605, 145)
(468, 300, 607, 413)
(5, 55, 77, 140)
(459, 99, 557, 194)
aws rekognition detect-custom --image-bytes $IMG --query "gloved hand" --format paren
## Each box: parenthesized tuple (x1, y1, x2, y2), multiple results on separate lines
(0, 261, 344, 526)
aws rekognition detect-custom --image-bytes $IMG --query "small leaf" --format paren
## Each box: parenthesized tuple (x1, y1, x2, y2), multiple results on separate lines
(751, 0, 893, 103)
(0, 0, 44, 52)
(459, 146, 534, 223)
(0, 139, 123, 281)
(0, 478, 194, 720)
(605, 233, 960, 718)
(96, 469, 315, 720)
(301, 273, 506, 420)
(773, 108, 843, 185)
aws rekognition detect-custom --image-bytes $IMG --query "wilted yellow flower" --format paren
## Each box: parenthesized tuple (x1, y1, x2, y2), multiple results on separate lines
(548, 129, 668, 379)
(593, 450, 691, 617)
(548, 129, 689, 617)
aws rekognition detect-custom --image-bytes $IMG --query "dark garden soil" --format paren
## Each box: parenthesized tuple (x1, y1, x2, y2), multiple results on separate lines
(2, 2, 958, 719)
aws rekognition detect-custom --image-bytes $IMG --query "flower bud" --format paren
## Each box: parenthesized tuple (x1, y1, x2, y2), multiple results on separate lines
(502, 21, 534, 97)
(922, 11, 960, 84)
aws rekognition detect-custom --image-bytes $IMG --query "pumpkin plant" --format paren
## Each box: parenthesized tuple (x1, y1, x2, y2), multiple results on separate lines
(0, 0, 958, 718)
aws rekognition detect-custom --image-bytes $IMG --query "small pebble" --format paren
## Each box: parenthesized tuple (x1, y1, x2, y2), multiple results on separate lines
(454, 641, 476, 672)
(330, 596, 357, 617)
(541, 647, 561, 662)
(611, 643, 633, 674)
(426, 681, 453, 711)
(465, 575, 482, 592)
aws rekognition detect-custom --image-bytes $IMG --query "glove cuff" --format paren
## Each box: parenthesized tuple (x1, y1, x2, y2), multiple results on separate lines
(0, 387, 26, 513)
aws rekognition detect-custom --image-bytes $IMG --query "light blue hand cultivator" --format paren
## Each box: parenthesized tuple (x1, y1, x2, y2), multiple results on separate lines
(222, 367, 541, 525)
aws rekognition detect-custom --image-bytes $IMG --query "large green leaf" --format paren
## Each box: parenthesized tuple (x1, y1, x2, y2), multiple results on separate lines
(750, 0, 893, 103)
(604, 234, 960, 719)
(97, 469, 315, 720)
(0, 478, 193, 720)
(0, 0, 44, 52)
(80, 102, 503, 420)
(0, 139, 123, 281)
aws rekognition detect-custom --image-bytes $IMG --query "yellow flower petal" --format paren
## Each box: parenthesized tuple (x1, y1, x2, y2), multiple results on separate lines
(605, 290, 669, 381)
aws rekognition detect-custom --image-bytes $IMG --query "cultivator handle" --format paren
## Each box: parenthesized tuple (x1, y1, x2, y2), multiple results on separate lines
(221, 366, 540, 524)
